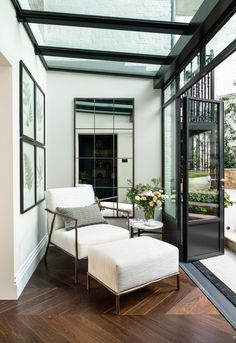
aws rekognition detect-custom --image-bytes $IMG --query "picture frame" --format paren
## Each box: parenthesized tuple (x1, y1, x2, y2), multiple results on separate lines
(36, 145, 45, 203)
(20, 139, 36, 213)
(20, 62, 35, 140)
(35, 85, 45, 145)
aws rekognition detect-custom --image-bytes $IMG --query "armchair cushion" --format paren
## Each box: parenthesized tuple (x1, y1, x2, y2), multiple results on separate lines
(56, 203, 107, 230)
(51, 224, 129, 259)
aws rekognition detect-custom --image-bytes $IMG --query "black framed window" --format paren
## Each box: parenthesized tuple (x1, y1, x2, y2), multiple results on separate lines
(74, 98, 134, 214)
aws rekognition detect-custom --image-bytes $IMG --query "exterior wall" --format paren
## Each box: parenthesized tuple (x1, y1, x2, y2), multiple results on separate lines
(47, 71, 161, 189)
(0, 1, 47, 298)
(225, 169, 236, 189)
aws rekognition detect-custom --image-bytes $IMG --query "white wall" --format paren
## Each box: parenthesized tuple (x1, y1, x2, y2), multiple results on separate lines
(0, 1, 47, 298)
(47, 71, 161, 189)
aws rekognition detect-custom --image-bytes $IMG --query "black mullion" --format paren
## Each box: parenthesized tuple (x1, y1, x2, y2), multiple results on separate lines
(17, 9, 190, 35)
(36, 46, 172, 65)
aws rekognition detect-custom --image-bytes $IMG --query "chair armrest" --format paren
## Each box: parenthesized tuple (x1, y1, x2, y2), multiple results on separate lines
(99, 205, 129, 215)
(99, 205, 130, 232)
(45, 208, 78, 230)
(97, 196, 119, 202)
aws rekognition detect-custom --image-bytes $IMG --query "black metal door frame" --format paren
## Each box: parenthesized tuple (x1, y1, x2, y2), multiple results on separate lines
(182, 96, 224, 262)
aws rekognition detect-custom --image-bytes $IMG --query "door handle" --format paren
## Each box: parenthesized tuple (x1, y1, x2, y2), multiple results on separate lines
(220, 178, 225, 190)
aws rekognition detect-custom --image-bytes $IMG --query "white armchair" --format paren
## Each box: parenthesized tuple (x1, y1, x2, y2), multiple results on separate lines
(44, 185, 130, 283)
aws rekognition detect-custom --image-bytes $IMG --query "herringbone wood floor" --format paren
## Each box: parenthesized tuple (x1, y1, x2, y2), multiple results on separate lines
(0, 247, 235, 342)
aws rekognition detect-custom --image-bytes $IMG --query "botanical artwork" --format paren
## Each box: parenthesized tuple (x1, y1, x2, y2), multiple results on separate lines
(22, 66, 34, 139)
(36, 146, 45, 202)
(36, 86, 45, 144)
(22, 141, 35, 212)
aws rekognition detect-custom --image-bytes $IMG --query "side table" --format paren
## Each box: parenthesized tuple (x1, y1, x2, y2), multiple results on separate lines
(129, 219, 163, 238)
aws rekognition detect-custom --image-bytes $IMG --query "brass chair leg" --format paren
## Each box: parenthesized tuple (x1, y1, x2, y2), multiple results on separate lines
(43, 240, 51, 263)
(87, 273, 90, 292)
(177, 274, 180, 290)
(116, 295, 120, 315)
(44, 213, 56, 262)
(75, 258, 79, 284)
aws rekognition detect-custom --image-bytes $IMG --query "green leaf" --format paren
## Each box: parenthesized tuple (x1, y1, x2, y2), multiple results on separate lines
(24, 153, 33, 191)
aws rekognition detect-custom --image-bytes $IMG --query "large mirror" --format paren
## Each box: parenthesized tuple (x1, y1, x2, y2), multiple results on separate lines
(74, 98, 134, 216)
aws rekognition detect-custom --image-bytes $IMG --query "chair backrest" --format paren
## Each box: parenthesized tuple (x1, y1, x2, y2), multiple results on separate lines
(45, 185, 95, 231)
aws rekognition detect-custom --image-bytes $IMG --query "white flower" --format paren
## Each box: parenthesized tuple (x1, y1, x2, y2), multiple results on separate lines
(157, 200, 162, 206)
(135, 195, 140, 201)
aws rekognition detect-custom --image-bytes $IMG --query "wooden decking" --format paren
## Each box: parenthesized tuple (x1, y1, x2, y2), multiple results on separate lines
(0, 247, 235, 342)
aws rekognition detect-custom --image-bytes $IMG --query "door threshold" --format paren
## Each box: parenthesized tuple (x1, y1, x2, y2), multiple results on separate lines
(180, 262, 236, 330)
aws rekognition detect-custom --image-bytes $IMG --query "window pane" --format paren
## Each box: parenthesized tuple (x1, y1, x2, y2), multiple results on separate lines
(118, 159, 133, 187)
(18, 0, 203, 22)
(205, 13, 236, 65)
(179, 53, 200, 88)
(164, 80, 176, 103)
(164, 102, 176, 218)
(115, 130, 133, 158)
(30, 23, 180, 56)
(75, 112, 94, 128)
(45, 56, 161, 77)
(78, 158, 94, 185)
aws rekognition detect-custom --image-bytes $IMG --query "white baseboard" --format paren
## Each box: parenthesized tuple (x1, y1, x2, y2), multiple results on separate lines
(14, 233, 48, 297)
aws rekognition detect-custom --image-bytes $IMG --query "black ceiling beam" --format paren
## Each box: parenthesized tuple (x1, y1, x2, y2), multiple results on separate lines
(154, 0, 236, 88)
(35, 46, 173, 65)
(17, 10, 193, 35)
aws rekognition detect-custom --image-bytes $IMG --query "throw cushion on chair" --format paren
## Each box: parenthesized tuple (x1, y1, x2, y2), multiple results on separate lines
(56, 203, 108, 230)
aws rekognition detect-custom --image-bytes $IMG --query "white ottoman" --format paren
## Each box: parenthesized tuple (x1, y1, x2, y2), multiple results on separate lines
(87, 236, 179, 313)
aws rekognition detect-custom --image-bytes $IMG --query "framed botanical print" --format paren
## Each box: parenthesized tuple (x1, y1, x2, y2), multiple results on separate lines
(20, 62, 35, 140)
(36, 145, 45, 203)
(35, 85, 45, 145)
(20, 140, 35, 213)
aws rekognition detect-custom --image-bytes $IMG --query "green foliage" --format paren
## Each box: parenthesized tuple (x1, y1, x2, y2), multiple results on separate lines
(79, 171, 89, 183)
(36, 99, 43, 131)
(126, 178, 166, 220)
(126, 178, 161, 203)
(189, 171, 209, 178)
(37, 156, 43, 187)
(220, 94, 236, 168)
(189, 191, 233, 208)
(23, 80, 33, 127)
(24, 153, 33, 191)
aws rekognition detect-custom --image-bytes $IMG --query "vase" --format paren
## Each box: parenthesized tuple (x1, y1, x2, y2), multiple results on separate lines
(143, 206, 155, 221)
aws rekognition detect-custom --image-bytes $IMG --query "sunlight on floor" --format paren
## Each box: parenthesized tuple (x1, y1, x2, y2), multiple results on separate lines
(200, 248, 236, 293)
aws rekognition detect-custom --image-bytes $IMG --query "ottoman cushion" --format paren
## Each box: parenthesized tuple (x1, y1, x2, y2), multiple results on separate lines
(88, 236, 179, 293)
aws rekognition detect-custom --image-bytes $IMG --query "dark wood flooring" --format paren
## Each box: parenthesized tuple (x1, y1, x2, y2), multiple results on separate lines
(0, 247, 235, 342)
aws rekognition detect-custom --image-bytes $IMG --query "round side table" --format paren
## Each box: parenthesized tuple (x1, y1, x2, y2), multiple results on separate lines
(129, 219, 163, 238)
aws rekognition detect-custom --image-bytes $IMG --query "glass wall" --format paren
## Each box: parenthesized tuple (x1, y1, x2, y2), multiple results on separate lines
(179, 53, 200, 89)
(164, 80, 176, 103)
(205, 12, 236, 65)
(163, 101, 176, 218)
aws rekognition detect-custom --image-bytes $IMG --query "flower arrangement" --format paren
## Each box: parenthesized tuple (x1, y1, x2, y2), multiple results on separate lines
(126, 178, 167, 220)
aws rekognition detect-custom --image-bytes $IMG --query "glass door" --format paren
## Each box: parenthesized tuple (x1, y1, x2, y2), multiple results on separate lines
(182, 96, 224, 261)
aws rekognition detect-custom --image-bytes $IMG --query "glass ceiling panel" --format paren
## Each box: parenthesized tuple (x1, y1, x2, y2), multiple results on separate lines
(30, 23, 181, 55)
(19, 0, 204, 23)
(45, 56, 161, 76)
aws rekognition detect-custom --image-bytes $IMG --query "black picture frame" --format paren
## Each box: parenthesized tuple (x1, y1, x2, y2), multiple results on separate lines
(20, 61, 35, 141)
(35, 84, 45, 145)
(19, 61, 46, 213)
(36, 145, 46, 203)
(20, 139, 36, 213)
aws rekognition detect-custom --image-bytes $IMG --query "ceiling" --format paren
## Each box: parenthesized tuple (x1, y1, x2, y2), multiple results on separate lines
(11, 0, 222, 79)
